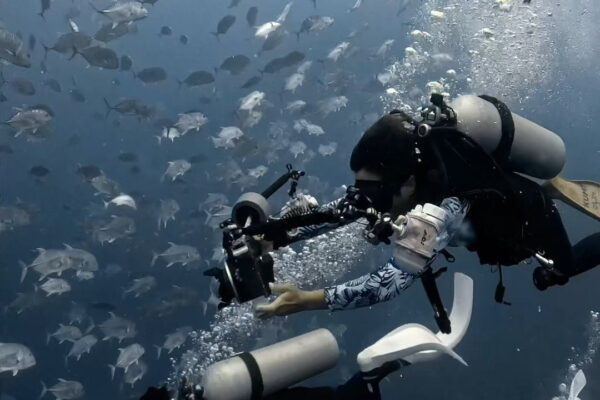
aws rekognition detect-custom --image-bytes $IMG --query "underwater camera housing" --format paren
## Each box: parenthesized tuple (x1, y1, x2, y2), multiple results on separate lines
(219, 192, 276, 305)
(205, 165, 307, 307)
(206, 164, 390, 307)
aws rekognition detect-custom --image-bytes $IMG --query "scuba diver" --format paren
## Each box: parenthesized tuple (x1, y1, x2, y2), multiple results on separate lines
(245, 94, 600, 320)
(141, 273, 473, 400)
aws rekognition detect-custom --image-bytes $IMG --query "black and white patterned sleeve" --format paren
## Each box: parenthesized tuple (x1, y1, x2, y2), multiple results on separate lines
(323, 257, 418, 311)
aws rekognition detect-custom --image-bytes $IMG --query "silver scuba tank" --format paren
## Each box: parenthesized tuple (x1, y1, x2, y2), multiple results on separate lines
(449, 95, 566, 179)
(201, 328, 339, 400)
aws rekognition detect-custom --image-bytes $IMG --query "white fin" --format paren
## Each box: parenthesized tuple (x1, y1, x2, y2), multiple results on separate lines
(569, 369, 586, 400)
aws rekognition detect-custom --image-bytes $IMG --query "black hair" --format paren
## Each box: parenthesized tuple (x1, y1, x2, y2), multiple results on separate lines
(350, 111, 419, 189)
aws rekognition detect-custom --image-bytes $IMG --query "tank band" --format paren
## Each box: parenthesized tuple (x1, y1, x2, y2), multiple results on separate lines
(478, 95, 515, 168)
(238, 352, 264, 400)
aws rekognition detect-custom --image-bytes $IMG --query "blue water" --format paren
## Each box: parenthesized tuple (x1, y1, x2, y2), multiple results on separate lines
(0, 0, 599, 399)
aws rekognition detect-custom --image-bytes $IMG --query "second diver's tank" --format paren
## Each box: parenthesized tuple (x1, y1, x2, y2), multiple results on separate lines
(201, 328, 339, 400)
(449, 95, 566, 179)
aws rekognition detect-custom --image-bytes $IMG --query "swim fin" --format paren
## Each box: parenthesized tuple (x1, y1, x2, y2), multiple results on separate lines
(543, 177, 600, 221)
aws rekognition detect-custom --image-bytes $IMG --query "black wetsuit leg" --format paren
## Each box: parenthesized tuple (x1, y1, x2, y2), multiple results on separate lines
(568, 232, 600, 277)
(264, 372, 382, 400)
(533, 196, 600, 288)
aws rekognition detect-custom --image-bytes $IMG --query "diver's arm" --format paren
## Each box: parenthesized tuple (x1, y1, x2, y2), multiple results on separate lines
(257, 197, 471, 317)
(323, 196, 471, 312)
(324, 258, 418, 311)
(255, 283, 328, 317)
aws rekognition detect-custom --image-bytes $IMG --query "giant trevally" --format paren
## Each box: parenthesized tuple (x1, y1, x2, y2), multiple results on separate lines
(109, 343, 145, 379)
(70, 46, 119, 70)
(0, 27, 31, 67)
(0, 343, 36, 376)
(213, 15, 236, 39)
(91, 1, 149, 28)
(42, 32, 92, 60)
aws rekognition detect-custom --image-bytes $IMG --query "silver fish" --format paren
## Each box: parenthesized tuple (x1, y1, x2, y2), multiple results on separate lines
(6, 107, 52, 137)
(109, 343, 145, 379)
(158, 199, 180, 230)
(4, 291, 44, 314)
(151, 243, 200, 268)
(0, 343, 36, 376)
(47, 324, 82, 344)
(174, 112, 208, 135)
(90, 175, 121, 197)
(21, 249, 72, 283)
(0, 205, 30, 233)
(93, 216, 135, 245)
(63, 244, 99, 272)
(40, 379, 84, 400)
(317, 96, 348, 118)
(239, 91, 265, 111)
(155, 326, 192, 358)
(66, 335, 97, 361)
(161, 160, 191, 181)
(124, 360, 147, 387)
(91, 1, 149, 28)
(212, 126, 244, 149)
(99, 313, 136, 343)
(124, 276, 156, 298)
(0, 28, 31, 67)
(293, 119, 325, 136)
(40, 278, 71, 296)
(318, 142, 338, 156)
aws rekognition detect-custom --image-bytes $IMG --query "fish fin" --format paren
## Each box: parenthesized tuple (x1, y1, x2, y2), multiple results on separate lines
(211, 32, 220, 41)
(108, 364, 116, 380)
(41, 43, 51, 61)
(40, 381, 47, 398)
(166, 262, 174, 268)
(58, 378, 67, 383)
(88, 1, 102, 14)
(68, 46, 80, 61)
(151, 251, 159, 267)
(103, 98, 114, 118)
(84, 321, 95, 334)
(19, 260, 29, 284)
(155, 344, 162, 359)
(46, 332, 51, 345)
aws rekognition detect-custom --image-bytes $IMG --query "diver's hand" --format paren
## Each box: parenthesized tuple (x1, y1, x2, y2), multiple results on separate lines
(255, 283, 327, 318)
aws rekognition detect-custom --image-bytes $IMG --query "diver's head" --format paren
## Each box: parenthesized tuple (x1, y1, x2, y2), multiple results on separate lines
(350, 111, 420, 215)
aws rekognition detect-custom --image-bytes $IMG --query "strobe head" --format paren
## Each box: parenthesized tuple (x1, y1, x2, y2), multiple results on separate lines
(231, 192, 270, 227)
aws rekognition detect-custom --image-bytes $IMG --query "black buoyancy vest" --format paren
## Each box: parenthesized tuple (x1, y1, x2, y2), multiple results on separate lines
(422, 126, 552, 266)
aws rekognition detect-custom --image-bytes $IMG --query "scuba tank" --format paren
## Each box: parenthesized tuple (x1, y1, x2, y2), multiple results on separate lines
(201, 328, 339, 400)
(449, 95, 566, 179)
